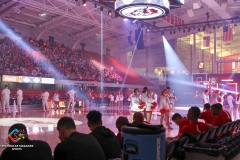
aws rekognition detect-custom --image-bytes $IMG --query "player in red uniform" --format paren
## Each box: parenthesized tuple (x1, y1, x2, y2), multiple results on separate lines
(211, 104, 226, 127)
(216, 103, 232, 123)
(178, 106, 211, 138)
(199, 103, 214, 124)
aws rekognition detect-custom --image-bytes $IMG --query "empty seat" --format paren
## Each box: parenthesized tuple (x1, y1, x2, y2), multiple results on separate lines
(199, 131, 210, 143)
(165, 139, 179, 160)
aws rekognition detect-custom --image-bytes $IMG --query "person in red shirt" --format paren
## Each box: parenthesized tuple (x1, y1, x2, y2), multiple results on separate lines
(172, 113, 190, 133)
(211, 103, 226, 127)
(199, 103, 214, 124)
(179, 106, 211, 138)
(216, 103, 232, 123)
(168, 113, 190, 139)
(115, 116, 129, 148)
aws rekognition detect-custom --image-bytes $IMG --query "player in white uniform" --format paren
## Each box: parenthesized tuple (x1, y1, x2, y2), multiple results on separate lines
(202, 90, 209, 105)
(217, 92, 226, 106)
(108, 92, 114, 107)
(16, 86, 23, 113)
(116, 92, 124, 106)
(235, 94, 240, 119)
(129, 88, 144, 122)
(2, 85, 11, 114)
(53, 91, 60, 110)
(227, 93, 234, 120)
(42, 89, 49, 112)
(67, 87, 76, 112)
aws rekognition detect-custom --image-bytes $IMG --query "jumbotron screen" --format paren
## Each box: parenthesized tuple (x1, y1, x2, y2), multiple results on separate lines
(115, 0, 170, 20)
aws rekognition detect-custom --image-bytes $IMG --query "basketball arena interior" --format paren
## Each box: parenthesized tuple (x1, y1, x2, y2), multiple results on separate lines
(0, 0, 240, 159)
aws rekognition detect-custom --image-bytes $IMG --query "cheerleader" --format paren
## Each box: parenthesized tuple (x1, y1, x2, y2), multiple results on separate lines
(141, 87, 148, 102)
(144, 89, 157, 123)
(160, 89, 172, 129)
(129, 88, 144, 122)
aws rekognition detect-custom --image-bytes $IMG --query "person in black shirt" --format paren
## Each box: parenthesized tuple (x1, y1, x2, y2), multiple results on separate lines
(0, 123, 53, 160)
(54, 116, 105, 160)
(87, 110, 122, 160)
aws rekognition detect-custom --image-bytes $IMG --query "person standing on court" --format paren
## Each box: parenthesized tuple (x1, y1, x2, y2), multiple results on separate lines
(2, 85, 11, 114)
(16, 86, 23, 114)
(202, 90, 209, 104)
(67, 86, 76, 112)
(42, 89, 49, 112)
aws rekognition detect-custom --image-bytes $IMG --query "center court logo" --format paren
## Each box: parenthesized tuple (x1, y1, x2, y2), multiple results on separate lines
(8, 129, 27, 143)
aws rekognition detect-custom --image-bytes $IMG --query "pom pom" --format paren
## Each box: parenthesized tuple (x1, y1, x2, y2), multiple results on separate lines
(151, 102, 157, 109)
(217, 97, 221, 102)
(138, 102, 146, 109)
(215, 90, 219, 94)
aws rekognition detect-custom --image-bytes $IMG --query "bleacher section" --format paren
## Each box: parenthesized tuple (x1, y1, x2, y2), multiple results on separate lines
(83, 51, 153, 86)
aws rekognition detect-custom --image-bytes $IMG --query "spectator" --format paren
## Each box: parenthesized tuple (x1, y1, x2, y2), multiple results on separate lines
(54, 117, 105, 160)
(132, 112, 150, 125)
(115, 116, 129, 147)
(0, 123, 52, 160)
(87, 110, 121, 160)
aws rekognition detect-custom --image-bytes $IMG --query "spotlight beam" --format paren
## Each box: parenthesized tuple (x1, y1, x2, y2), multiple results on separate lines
(163, 36, 186, 72)
(121, 28, 143, 90)
(100, 11, 104, 93)
(0, 20, 64, 80)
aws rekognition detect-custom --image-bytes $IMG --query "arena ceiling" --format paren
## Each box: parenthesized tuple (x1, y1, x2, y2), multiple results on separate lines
(0, 0, 239, 56)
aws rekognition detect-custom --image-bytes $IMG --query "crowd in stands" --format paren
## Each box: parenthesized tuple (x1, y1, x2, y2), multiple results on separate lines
(0, 37, 122, 83)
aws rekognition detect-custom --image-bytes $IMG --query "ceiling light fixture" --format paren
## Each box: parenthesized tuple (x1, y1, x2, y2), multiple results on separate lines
(82, 0, 86, 6)
(39, 13, 46, 16)
(115, 0, 171, 20)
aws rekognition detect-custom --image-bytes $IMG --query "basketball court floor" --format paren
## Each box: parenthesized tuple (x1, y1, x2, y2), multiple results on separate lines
(0, 104, 239, 159)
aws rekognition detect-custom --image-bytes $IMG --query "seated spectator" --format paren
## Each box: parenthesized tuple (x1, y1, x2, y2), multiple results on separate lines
(171, 113, 190, 137)
(115, 116, 129, 147)
(132, 112, 150, 125)
(87, 110, 121, 160)
(178, 106, 212, 138)
(211, 104, 226, 127)
(217, 103, 232, 123)
(199, 103, 214, 124)
(54, 117, 105, 160)
(0, 123, 52, 160)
